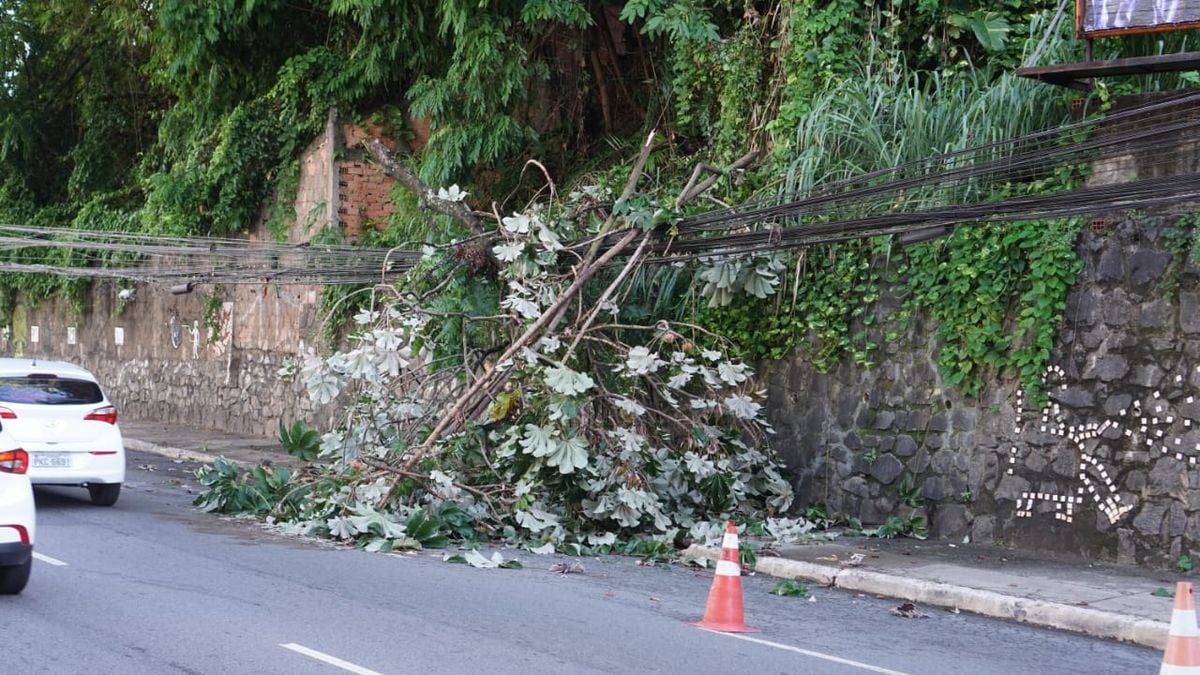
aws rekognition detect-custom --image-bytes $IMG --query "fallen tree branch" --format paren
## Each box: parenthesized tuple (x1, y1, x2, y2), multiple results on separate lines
(395, 227, 642, 475)
(364, 137, 485, 236)
(676, 149, 760, 207)
(583, 130, 657, 266)
(563, 231, 653, 362)
(548, 130, 656, 337)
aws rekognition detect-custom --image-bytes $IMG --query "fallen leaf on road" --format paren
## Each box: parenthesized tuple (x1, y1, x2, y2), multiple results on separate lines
(138, 463, 158, 472)
(445, 550, 523, 569)
(891, 602, 929, 619)
(840, 553, 865, 568)
(769, 580, 809, 597)
(816, 555, 839, 562)
(549, 561, 585, 575)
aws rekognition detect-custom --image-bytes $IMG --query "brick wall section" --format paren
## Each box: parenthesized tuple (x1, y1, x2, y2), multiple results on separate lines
(338, 159, 396, 237)
(338, 120, 402, 237)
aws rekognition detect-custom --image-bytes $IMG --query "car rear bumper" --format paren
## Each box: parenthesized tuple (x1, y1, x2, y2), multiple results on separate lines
(0, 541, 31, 566)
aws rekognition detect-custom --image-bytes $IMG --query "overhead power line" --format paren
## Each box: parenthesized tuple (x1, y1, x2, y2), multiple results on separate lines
(0, 225, 421, 286)
(0, 91, 1198, 286)
(655, 89, 1200, 258)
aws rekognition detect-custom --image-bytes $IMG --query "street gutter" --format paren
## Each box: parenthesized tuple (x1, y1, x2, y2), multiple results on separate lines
(125, 438, 224, 465)
(684, 545, 1169, 650)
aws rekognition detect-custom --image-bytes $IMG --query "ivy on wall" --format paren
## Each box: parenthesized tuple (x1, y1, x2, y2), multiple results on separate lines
(900, 219, 1082, 397)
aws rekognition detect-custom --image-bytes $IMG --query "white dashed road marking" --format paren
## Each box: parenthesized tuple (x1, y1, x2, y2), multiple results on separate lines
(700, 629, 910, 675)
(280, 643, 383, 675)
(33, 552, 68, 567)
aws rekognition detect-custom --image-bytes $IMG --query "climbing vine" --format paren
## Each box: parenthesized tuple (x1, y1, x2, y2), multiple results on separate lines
(698, 239, 883, 369)
(900, 219, 1082, 397)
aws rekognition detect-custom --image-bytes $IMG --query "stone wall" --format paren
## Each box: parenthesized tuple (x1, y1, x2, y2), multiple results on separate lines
(765, 216, 1200, 566)
(4, 278, 331, 437)
(0, 112, 370, 437)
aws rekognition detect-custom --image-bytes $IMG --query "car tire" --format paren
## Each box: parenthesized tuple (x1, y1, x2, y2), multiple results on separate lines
(0, 558, 31, 594)
(88, 483, 120, 506)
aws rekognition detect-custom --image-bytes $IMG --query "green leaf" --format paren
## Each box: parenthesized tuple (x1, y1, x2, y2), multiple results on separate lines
(967, 11, 1010, 53)
(487, 388, 522, 422)
(769, 580, 809, 597)
(278, 419, 320, 461)
(406, 509, 450, 549)
(451, 549, 523, 569)
(548, 435, 590, 474)
(544, 365, 595, 396)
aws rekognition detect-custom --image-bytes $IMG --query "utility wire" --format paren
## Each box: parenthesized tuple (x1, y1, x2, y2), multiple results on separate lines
(0, 91, 1199, 285)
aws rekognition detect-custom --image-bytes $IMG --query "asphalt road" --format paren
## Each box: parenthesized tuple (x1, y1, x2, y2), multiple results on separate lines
(4, 451, 1162, 674)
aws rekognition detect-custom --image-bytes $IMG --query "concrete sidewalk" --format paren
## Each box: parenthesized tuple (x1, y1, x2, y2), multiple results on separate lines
(121, 419, 302, 468)
(121, 418, 1181, 650)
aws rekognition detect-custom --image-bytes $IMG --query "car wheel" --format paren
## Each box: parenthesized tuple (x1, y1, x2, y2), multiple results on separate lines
(0, 558, 31, 594)
(88, 483, 121, 506)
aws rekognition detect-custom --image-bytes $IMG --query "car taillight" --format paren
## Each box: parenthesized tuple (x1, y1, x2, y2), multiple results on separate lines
(85, 405, 118, 425)
(0, 406, 16, 419)
(0, 525, 29, 545)
(0, 449, 28, 474)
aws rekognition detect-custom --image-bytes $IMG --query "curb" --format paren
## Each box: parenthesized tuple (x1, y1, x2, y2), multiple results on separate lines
(125, 438, 228, 465)
(685, 545, 1169, 649)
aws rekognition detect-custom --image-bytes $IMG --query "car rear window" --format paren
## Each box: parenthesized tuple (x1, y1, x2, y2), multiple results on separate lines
(0, 376, 103, 404)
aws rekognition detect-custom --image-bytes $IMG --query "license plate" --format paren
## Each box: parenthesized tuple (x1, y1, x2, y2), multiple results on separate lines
(32, 453, 71, 468)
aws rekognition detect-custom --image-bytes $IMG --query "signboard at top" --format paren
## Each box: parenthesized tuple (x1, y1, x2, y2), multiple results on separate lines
(1079, 0, 1200, 37)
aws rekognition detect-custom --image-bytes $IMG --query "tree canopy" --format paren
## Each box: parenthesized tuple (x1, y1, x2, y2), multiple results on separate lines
(0, 1, 1096, 234)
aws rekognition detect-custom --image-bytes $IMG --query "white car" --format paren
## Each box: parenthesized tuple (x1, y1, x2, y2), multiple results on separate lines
(0, 359, 126, 506)
(0, 448, 34, 594)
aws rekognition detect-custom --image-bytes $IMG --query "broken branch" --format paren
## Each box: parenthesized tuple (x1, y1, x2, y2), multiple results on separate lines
(398, 227, 642, 473)
(364, 137, 485, 236)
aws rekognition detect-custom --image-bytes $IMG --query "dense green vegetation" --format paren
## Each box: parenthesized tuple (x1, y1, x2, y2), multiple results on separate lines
(0, 0, 1193, 389)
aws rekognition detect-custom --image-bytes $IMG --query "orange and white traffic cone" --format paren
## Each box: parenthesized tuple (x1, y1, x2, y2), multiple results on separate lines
(1162, 582, 1200, 674)
(692, 521, 757, 633)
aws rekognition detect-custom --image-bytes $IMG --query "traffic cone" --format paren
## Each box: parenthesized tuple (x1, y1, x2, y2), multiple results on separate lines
(692, 521, 757, 633)
(1162, 582, 1200, 674)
